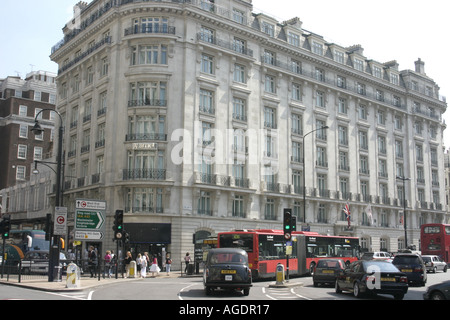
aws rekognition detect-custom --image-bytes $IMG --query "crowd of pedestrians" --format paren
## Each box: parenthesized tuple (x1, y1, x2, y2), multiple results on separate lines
(75, 247, 187, 278)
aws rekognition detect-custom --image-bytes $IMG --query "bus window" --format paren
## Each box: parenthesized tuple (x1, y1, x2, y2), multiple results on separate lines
(219, 234, 253, 252)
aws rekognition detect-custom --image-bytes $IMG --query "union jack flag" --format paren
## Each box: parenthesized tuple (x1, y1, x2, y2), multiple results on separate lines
(343, 202, 351, 227)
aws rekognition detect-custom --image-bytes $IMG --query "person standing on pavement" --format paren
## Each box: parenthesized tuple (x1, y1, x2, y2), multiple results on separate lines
(144, 252, 150, 273)
(124, 251, 132, 278)
(88, 246, 98, 278)
(184, 252, 191, 274)
(139, 253, 147, 278)
(104, 250, 112, 278)
(149, 255, 160, 277)
(165, 253, 172, 275)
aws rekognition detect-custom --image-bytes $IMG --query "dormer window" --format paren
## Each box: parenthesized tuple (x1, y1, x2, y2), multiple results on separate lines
(262, 21, 274, 37)
(390, 73, 399, 85)
(334, 50, 345, 64)
(312, 41, 323, 55)
(288, 32, 300, 47)
(373, 66, 382, 78)
(354, 58, 364, 72)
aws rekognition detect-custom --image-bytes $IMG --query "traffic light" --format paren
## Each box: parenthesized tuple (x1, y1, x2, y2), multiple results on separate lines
(44, 213, 52, 241)
(283, 208, 292, 240)
(291, 215, 297, 232)
(113, 210, 124, 240)
(2, 216, 11, 239)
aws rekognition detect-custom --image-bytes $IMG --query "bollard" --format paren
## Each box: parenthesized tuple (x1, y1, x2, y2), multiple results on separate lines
(66, 263, 81, 288)
(276, 263, 285, 285)
(129, 260, 137, 278)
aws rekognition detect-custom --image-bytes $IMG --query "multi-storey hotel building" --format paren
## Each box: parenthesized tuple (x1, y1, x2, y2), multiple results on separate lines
(48, 0, 447, 264)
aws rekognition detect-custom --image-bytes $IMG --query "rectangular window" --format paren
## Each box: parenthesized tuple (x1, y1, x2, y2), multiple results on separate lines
(264, 75, 276, 93)
(232, 97, 246, 121)
(18, 145, 27, 159)
(19, 125, 28, 138)
(233, 64, 246, 83)
(16, 166, 26, 180)
(199, 89, 215, 114)
(201, 54, 214, 74)
(34, 147, 43, 161)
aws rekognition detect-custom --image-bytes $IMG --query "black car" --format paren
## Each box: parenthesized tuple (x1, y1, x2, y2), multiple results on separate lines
(312, 259, 345, 287)
(392, 253, 427, 286)
(423, 280, 450, 300)
(335, 260, 408, 300)
(203, 248, 252, 296)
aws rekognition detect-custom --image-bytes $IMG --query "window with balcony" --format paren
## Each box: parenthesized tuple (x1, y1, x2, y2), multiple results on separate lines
(128, 115, 166, 141)
(199, 89, 215, 114)
(131, 44, 167, 65)
(126, 187, 163, 214)
(232, 97, 246, 121)
(129, 81, 167, 107)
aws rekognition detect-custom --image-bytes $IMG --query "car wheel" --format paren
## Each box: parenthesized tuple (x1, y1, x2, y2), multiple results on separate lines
(205, 286, 213, 296)
(353, 282, 362, 298)
(393, 293, 404, 300)
(309, 262, 316, 275)
(335, 280, 342, 294)
(432, 267, 437, 273)
(430, 292, 445, 300)
(243, 288, 250, 296)
(444, 265, 448, 273)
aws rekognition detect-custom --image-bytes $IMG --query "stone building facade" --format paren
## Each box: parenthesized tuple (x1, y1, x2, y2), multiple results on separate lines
(46, 0, 447, 265)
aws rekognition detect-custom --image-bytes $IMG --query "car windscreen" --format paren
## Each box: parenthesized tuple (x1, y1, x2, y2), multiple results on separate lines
(363, 261, 400, 272)
(422, 256, 431, 262)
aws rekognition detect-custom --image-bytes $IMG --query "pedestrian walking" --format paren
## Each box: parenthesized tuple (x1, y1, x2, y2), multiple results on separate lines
(104, 250, 112, 278)
(136, 253, 142, 275)
(88, 246, 98, 278)
(165, 253, 172, 275)
(184, 252, 191, 274)
(124, 251, 132, 278)
(149, 255, 160, 277)
(138, 253, 147, 278)
(144, 252, 150, 273)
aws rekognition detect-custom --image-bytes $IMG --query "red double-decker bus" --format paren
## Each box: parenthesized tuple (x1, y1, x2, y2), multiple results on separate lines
(420, 224, 450, 263)
(218, 229, 359, 279)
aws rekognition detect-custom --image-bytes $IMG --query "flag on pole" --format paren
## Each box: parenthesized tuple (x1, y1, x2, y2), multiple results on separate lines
(365, 204, 373, 226)
(343, 202, 351, 227)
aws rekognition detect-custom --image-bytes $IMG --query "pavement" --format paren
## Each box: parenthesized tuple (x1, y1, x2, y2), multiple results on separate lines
(0, 272, 304, 292)
(0, 271, 192, 292)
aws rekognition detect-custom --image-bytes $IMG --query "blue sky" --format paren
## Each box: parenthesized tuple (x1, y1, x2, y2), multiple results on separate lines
(1, 0, 449, 145)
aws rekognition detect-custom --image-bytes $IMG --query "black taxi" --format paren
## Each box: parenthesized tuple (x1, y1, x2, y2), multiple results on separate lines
(203, 248, 252, 296)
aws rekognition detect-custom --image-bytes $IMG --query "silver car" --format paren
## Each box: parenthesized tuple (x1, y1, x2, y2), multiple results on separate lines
(422, 255, 448, 273)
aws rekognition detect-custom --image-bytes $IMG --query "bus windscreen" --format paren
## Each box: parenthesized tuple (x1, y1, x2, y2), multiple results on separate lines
(219, 234, 253, 252)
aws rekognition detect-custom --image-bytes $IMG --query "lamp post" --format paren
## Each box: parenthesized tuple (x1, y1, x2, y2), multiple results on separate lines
(396, 176, 410, 249)
(302, 126, 329, 226)
(31, 109, 64, 282)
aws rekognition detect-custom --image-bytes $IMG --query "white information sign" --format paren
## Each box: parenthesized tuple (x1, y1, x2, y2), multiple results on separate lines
(54, 207, 67, 235)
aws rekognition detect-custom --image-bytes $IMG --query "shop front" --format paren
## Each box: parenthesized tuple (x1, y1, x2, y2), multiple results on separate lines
(124, 223, 171, 269)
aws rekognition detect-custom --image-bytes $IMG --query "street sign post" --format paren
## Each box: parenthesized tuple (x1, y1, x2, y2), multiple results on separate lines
(75, 199, 106, 241)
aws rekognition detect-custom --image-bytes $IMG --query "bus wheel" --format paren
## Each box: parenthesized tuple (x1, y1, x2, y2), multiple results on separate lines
(309, 262, 316, 275)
